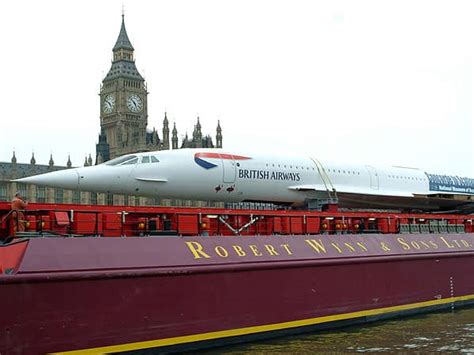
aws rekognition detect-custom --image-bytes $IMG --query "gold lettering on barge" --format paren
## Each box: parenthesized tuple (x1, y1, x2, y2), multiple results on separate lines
(232, 245, 246, 257)
(185, 241, 211, 259)
(305, 239, 327, 254)
(439, 237, 455, 249)
(249, 245, 263, 257)
(281, 244, 293, 255)
(264, 244, 279, 256)
(330, 242, 343, 254)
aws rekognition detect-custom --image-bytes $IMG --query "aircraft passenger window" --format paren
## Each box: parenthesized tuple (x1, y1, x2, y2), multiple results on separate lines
(121, 157, 138, 165)
(151, 156, 160, 163)
(141, 156, 150, 163)
(105, 155, 137, 166)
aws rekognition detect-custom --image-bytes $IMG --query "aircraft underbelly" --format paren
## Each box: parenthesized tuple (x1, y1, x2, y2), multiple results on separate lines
(336, 191, 470, 211)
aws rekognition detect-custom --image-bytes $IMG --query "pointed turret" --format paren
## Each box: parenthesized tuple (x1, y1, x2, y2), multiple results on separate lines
(104, 14, 144, 81)
(172, 122, 178, 149)
(216, 120, 223, 148)
(29, 152, 36, 173)
(162, 112, 170, 150)
(67, 155, 72, 168)
(84, 156, 89, 167)
(48, 154, 54, 169)
(196, 117, 202, 141)
(181, 132, 189, 148)
(11, 151, 17, 178)
(88, 154, 93, 166)
(113, 14, 134, 51)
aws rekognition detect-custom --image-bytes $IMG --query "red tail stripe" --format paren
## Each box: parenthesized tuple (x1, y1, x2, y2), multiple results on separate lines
(195, 152, 251, 160)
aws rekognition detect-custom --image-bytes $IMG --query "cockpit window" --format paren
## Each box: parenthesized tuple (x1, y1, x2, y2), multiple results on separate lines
(105, 155, 138, 166)
(141, 156, 150, 163)
(121, 157, 139, 165)
(151, 156, 160, 163)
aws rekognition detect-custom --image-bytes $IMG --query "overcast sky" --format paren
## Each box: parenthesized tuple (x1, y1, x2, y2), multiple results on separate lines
(1, 0, 473, 176)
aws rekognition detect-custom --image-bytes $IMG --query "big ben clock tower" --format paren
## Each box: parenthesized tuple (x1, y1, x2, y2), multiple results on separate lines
(99, 14, 148, 159)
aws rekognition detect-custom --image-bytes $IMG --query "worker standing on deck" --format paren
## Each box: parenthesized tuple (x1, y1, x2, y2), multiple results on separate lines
(11, 192, 28, 233)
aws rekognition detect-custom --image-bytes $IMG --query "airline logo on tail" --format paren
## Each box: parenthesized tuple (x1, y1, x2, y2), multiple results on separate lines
(194, 152, 252, 169)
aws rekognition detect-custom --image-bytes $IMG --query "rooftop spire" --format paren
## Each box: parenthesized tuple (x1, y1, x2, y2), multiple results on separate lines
(105, 13, 143, 80)
(113, 13, 134, 51)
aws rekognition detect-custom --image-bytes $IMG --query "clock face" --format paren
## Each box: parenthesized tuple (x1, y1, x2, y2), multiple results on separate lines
(127, 94, 143, 112)
(103, 94, 115, 114)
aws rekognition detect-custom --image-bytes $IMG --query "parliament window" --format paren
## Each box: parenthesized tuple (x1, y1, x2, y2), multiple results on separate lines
(72, 190, 81, 204)
(0, 183, 7, 201)
(106, 192, 114, 205)
(91, 192, 98, 205)
(36, 187, 46, 203)
(55, 189, 64, 204)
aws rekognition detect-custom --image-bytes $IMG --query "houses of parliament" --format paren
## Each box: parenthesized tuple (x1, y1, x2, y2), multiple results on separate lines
(0, 15, 223, 207)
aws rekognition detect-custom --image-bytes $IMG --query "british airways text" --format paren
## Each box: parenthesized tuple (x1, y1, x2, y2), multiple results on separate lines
(238, 169, 301, 181)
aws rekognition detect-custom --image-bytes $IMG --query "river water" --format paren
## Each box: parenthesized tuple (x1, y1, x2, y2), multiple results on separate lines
(198, 307, 474, 353)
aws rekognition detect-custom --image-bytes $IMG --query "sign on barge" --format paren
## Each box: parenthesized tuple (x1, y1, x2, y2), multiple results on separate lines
(1, 233, 474, 354)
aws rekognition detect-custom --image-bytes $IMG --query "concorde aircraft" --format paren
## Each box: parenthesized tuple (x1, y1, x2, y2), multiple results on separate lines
(16, 149, 474, 213)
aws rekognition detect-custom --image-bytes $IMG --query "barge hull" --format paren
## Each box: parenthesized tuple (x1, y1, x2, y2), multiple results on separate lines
(1, 234, 474, 354)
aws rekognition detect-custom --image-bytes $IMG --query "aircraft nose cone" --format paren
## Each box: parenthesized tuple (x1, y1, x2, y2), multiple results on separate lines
(15, 169, 80, 189)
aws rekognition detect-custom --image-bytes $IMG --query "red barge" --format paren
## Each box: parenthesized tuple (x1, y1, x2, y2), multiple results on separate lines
(1, 202, 473, 354)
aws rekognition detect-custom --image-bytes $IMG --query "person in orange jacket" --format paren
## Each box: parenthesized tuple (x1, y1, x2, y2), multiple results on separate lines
(11, 192, 28, 233)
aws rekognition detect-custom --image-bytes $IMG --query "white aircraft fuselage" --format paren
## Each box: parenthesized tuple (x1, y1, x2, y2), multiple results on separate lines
(16, 149, 474, 212)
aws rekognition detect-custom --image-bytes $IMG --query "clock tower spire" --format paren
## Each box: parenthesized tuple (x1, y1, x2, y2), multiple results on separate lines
(97, 13, 148, 160)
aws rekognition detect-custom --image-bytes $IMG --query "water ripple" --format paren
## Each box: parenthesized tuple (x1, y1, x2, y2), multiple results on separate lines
(194, 307, 474, 354)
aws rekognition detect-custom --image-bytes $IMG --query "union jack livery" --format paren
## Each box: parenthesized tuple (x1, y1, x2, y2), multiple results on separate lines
(194, 152, 252, 170)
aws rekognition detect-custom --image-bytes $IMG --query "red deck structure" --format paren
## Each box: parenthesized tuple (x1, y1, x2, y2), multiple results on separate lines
(0, 202, 472, 240)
